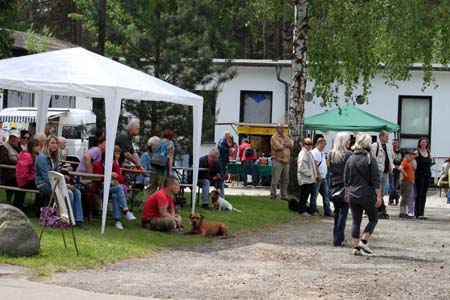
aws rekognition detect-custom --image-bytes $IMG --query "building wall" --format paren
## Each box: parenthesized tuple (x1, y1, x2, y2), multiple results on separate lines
(201, 64, 450, 178)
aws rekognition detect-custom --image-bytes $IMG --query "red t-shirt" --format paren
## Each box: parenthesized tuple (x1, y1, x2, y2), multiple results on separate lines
(141, 188, 174, 221)
(401, 159, 414, 183)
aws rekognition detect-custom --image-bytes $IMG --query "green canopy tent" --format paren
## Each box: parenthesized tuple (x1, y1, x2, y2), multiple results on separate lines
(304, 103, 399, 132)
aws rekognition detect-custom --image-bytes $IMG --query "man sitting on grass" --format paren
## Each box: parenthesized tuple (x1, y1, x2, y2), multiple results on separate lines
(141, 176, 182, 232)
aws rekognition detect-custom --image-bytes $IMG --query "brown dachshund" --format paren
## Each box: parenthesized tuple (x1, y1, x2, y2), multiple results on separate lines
(188, 213, 227, 238)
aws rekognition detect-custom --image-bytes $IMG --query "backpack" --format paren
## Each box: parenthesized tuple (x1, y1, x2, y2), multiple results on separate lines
(244, 146, 254, 157)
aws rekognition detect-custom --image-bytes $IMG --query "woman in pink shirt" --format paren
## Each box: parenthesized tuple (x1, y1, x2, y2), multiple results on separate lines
(14, 138, 41, 211)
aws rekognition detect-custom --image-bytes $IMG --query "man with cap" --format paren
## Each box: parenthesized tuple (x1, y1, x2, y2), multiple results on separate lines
(0, 128, 24, 206)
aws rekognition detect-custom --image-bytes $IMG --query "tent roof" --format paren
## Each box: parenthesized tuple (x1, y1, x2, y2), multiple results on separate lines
(0, 47, 202, 106)
(304, 104, 399, 132)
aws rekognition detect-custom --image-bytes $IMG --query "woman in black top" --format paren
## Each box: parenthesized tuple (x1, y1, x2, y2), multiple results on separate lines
(344, 133, 382, 256)
(415, 137, 433, 219)
(329, 132, 352, 247)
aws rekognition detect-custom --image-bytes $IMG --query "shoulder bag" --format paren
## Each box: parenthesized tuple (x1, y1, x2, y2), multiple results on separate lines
(150, 141, 169, 169)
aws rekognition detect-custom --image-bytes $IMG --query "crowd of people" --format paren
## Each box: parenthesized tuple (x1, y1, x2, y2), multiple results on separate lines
(293, 130, 437, 256)
(0, 117, 441, 242)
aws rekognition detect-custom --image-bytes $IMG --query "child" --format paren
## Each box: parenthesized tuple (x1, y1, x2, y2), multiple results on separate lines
(398, 150, 415, 218)
(93, 145, 136, 230)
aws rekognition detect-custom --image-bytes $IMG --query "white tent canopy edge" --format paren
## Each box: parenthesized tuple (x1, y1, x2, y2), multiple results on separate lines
(0, 47, 203, 234)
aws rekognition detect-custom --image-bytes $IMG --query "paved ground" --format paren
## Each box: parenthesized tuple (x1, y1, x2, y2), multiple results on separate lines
(2, 188, 450, 300)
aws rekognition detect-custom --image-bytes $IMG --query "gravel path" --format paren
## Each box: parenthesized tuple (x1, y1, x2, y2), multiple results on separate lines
(37, 190, 450, 299)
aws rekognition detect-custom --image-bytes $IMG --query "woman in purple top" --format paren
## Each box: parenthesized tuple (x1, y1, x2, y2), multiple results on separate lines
(76, 136, 106, 173)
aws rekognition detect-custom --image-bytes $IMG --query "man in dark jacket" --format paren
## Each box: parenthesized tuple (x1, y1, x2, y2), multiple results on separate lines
(198, 148, 224, 209)
(217, 131, 230, 174)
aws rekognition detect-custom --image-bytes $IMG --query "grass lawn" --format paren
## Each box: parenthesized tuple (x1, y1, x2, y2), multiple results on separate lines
(0, 193, 297, 276)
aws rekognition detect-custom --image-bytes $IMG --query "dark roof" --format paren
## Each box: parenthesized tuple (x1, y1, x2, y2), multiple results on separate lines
(8, 29, 77, 52)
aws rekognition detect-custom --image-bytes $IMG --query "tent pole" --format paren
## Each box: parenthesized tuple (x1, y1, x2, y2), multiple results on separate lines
(35, 92, 51, 133)
(101, 93, 121, 234)
(191, 105, 203, 213)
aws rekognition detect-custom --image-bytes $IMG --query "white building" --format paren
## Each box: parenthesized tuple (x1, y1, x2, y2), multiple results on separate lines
(199, 59, 450, 180)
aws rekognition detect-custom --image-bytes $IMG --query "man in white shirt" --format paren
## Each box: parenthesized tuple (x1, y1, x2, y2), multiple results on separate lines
(310, 138, 333, 217)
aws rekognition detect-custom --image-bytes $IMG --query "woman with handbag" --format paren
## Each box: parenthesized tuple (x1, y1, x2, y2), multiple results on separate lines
(35, 135, 85, 229)
(328, 132, 352, 247)
(93, 146, 136, 230)
(344, 133, 382, 256)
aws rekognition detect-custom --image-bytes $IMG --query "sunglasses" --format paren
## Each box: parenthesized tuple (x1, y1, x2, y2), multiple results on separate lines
(304, 143, 312, 146)
(22, 136, 30, 140)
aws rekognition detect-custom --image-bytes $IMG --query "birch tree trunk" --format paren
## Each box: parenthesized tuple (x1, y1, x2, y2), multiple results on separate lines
(288, 0, 309, 195)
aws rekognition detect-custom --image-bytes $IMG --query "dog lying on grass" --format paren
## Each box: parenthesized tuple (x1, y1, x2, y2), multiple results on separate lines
(210, 190, 242, 212)
(187, 213, 227, 238)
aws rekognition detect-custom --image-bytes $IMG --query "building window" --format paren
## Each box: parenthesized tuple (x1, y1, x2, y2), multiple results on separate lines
(240, 91, 272, 123)
(50, 95, 76, 108)
(5, 90, 33, 107)
(398, 96, 432, 148)
(196, 90, 217, 143)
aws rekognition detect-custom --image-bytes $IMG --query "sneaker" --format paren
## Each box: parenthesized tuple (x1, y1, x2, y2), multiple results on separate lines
(201, 204, 210, 210)
(300, 212, 312, 217)
(324, 213, 334, 218)
(358, 241, 374, 255)
(75, 221, 88, 230)
(311, 212, 319, 216)
(125, 211, 137, 221)
(115, 221, 124, 230)
(399, 213, 412, 219)
(351, 248, 362, 256)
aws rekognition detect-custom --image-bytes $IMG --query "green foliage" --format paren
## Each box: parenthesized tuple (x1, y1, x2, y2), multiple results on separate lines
(24, 25, 53, 53)
(307, 0, 450, 105)
(0, 194, 297, 276)
(72, 0, 236, 154)
(0, 0, 18, 58)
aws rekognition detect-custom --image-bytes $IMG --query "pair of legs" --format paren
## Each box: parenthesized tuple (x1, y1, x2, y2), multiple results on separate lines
(333, 202, 349, 246)
(399, 181, 412, 216)
(415, 175, 430, 217)
(67, 187, 84, 223)
(242, 159, 257, 187)
(310, 178, 333, 215)
(143, 215, 182, 231)
(349, 197, 379, 248)
(198, 178, 224, 205)
(270, 160, 289, 199)
(110, 185, 130, 220)
(298, 183, 314, 214)
(5, 178, 25, 209)
(408, 183, 416, 215)
(13, 181, 35, 211)
(389, 172, 400, 204)
(143, 173, 166, 204)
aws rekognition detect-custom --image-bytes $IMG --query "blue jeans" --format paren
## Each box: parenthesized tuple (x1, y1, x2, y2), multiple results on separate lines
(333, 202, 349, 246)
(67, 188, 83, 222)
(198, 179, 224, 205)
(242, 160, 257, 186)
(110, 185, 128, 220)
(379, 171, 389, 196)
(310, 178, 332, 215)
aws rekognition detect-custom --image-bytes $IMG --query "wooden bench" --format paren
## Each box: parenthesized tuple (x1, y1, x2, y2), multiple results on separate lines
(0, 185, 40, 194)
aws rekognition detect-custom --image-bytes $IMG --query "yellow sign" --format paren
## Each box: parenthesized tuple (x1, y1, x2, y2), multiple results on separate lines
(236, 125, 288, 136)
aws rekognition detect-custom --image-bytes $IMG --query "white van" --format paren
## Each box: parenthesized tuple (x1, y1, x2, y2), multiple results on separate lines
(0, 107, 96, 159)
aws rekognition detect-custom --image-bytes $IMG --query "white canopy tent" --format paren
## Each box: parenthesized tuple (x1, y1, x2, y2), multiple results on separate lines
(0, 47, 203, 233)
